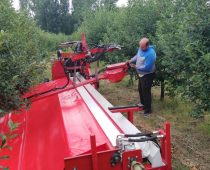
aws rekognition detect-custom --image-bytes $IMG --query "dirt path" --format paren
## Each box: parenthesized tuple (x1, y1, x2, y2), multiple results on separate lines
(99, 80, 210, 170)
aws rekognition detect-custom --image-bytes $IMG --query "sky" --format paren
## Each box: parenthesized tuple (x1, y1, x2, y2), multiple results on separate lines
(12, 0, 20, 10)
(116, 0, 128, 6)
(12, 0, 128, 10)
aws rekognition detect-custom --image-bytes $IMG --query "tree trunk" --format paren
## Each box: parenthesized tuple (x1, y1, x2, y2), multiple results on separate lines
(160, 80, 165, 101)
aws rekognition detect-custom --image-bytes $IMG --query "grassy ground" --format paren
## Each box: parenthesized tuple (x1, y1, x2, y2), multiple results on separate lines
(99, 76, 210, 170)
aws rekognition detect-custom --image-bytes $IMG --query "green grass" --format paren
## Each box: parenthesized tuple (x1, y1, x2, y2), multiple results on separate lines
(173, 159, 190, 170)
(198, 121, 210, 136)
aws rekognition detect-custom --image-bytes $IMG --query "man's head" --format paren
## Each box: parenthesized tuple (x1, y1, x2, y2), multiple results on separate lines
(139, 38, 149, 51)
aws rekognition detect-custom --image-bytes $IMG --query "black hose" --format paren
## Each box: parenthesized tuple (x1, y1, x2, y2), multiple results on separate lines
(125, 132, 153, 138)
(84, 44, 118, 63)
(27, 59, 70, 99)
(85, 49, 106, 63)
(128, 135, 161, 151)
(128, 136, 157, 142)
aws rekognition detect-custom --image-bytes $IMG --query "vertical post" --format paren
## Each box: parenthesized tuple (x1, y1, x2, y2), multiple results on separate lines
(73, 62, 77, 87)
(160, 80, 165, 101)
(160, 138, 165, 161)
(127, 111, 134, 123)
(90, 135, 99, 170)
(86, 63, 91, 80)
(165, 122, 172, 170)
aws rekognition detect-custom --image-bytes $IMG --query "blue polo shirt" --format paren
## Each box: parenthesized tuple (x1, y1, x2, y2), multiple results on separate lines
(130, 46, 156, 75)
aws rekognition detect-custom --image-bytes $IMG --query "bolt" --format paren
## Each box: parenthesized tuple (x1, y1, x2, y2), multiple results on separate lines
(111, 163, 115, 167)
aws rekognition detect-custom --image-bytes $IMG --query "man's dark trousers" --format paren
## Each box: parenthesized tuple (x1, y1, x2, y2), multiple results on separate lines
(138, 73, 155, 113)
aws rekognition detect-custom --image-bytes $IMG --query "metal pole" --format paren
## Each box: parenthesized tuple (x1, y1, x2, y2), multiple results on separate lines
(90, 135, 99, 170)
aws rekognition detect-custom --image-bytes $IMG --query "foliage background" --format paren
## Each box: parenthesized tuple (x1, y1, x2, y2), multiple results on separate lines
(0, 0, 68, 115)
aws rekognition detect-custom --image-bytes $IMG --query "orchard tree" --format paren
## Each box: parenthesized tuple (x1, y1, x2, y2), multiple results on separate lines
(156, 0, 210, 116)
(20, 0, 75, 34)
(0, 0, 68, 114)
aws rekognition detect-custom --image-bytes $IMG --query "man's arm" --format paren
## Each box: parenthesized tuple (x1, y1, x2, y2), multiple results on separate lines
(129, 55, 137, 64)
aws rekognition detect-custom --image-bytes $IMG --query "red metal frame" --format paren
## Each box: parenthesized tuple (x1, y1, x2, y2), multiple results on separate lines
(109, 106, 144, 123)
(52, 60, 66, 80)
(59, 47, 120, 62)
(64, 122, 172, 170)
(52, 32, 122, 82)
(26, 62, 129, 101)
(159, 122, 172, 170)
(122, 150, 142, 170)
(64, 148, 122, 170)
(90, 135, 99, 170)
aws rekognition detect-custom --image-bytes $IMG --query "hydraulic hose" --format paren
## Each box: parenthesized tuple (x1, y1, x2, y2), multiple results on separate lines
(124, 132, 153, 138)
(27, 59, 70, 99)
(128, 136, 157, 142)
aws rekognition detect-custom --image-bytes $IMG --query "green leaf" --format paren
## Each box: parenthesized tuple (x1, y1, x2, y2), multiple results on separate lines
(0, 134, 7, 149)
(0, 155, 10, 160)
(9, 134, 18, 139)
(8, 119, 19, 131)
(0, 166, 9, 170)
(4, 145, 12, 151)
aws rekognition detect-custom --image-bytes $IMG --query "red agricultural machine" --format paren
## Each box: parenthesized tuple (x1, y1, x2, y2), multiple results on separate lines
(0, 33, 172, 170)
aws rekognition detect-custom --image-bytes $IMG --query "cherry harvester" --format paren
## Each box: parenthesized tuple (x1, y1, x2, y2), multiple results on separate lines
(0, 33, 172, 170)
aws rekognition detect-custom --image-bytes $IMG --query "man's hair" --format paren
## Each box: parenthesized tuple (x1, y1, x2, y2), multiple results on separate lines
(140, 37, 150, 47)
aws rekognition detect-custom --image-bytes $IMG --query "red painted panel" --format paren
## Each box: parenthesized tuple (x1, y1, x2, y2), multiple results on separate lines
(58, 89, 113, 157)
(0, 95, 69, 170)
(20, 95, 68, 170)
(0, 81, 115, 170)
(64, 149, 122, 170)
(52, 60, 66, 80)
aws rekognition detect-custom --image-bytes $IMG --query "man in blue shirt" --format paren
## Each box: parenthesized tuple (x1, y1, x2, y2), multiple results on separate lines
(129, 38, 156, 116)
